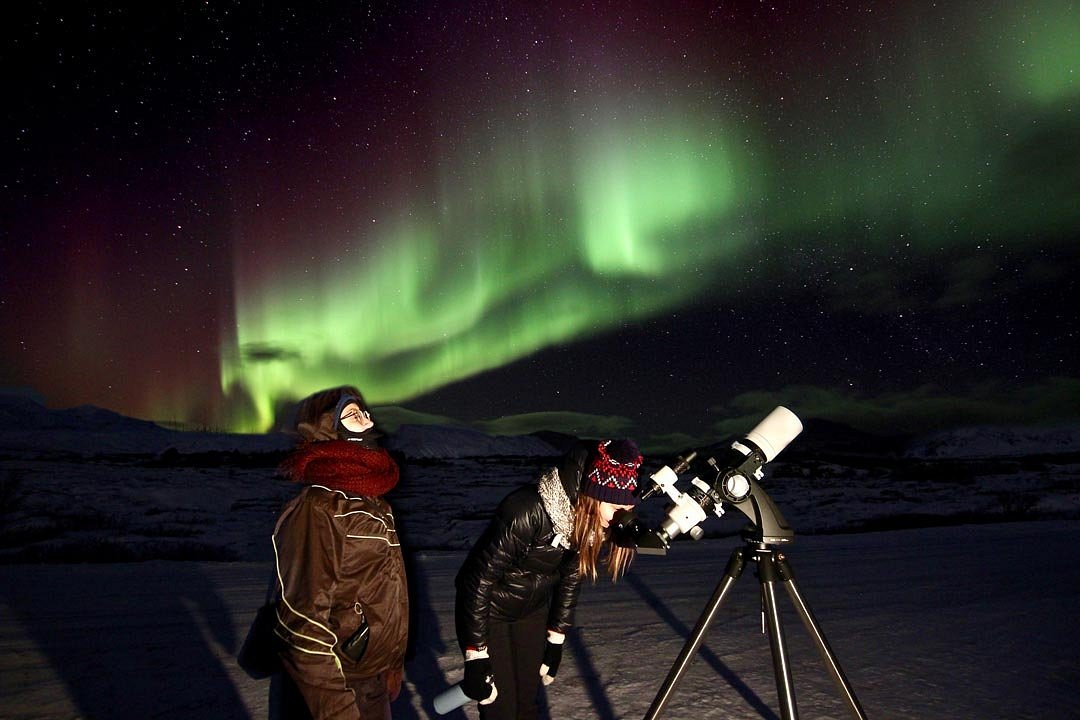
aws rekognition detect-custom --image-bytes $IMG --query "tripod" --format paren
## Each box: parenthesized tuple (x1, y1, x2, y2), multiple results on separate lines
(642, 531, 868, 720)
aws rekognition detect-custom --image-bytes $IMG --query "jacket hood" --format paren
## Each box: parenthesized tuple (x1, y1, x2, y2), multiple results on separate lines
(556, 442, 590, 505)
(279, 440, 399, 497)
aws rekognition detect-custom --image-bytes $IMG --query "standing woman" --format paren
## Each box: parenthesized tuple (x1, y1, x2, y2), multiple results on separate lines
(271, 386, 408, 720)
(454, 439, 643, 719)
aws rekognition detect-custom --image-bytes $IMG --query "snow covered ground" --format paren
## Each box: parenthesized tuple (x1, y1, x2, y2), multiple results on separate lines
(1, 398, 1079, 718)
(2, 523, 1078, 719)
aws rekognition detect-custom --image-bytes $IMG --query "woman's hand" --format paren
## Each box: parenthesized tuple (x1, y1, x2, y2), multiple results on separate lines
(462, 647, 498, 703)
(539, 630, 566, 686)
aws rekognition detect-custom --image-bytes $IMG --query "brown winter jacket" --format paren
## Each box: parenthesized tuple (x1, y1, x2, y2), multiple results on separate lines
(272, 442, 408, 684)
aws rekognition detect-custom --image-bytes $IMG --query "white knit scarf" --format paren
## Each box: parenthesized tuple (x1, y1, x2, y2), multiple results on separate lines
(537, 467, 575, 549)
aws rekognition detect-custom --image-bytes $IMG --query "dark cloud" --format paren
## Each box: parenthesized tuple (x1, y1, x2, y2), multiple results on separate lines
(479, 412, 636, 439)
(711, 378, 1080, 438)
(241, 344, 303, 364)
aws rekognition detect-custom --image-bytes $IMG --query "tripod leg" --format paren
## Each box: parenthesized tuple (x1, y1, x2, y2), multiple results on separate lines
(775, 553, 869, 720)
(642, 547, 747, 720)
(759, 550, 800, 720)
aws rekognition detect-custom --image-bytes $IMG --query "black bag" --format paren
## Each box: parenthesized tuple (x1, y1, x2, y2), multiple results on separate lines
(237, 600, 282, 679)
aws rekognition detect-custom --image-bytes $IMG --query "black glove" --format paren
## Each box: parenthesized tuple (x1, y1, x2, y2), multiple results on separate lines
(462, 656, 495, 701)
(539, 638, 564, 685)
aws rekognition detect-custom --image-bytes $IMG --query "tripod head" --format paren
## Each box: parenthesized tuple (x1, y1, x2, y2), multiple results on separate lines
(612, 406, 803, 554)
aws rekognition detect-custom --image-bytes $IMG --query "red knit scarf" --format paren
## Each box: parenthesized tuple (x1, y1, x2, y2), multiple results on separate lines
(279, 440, 400, 497)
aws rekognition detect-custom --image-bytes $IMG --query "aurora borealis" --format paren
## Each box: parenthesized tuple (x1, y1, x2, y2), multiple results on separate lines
(3, 1, 1078, 445)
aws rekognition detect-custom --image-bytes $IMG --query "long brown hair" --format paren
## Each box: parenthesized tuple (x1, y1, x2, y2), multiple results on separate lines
(571, 494, 636, 582)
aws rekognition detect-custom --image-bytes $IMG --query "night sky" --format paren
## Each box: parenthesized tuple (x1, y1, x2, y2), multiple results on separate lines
(3, 1, 1078, 446)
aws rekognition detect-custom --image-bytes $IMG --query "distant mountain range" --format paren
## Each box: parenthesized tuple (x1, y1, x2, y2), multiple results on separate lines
(1, 393, 1077, 460)
(905, 422, 1080, 459)
(0, 394, 561, 458)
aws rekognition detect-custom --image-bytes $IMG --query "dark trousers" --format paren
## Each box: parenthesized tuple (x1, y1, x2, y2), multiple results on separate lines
(479, 605, 549, 720)
(269, 670, 311, 720)
(270, 666, 389, 720)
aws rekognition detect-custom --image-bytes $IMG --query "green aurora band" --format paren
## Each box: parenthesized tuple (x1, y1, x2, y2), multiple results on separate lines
(220, 1, 1077, 432)
(223, 116, 757, 431)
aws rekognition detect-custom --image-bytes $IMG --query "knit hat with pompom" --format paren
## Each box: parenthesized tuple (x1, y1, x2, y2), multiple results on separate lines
(582, 439, 643, 506)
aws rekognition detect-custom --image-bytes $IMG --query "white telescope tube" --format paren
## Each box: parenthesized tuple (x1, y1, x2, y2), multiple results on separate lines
(743, 406, 803, 462)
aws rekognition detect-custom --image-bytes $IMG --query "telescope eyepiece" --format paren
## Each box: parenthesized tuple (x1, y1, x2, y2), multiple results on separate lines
(672, 450, 697, 474)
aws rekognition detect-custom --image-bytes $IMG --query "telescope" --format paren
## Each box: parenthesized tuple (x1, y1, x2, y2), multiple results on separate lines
(612, 405, 803, 553)
(612, 406, 869, 720)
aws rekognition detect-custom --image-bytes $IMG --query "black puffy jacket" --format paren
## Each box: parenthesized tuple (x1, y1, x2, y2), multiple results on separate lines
(455, 445, 589, 649)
